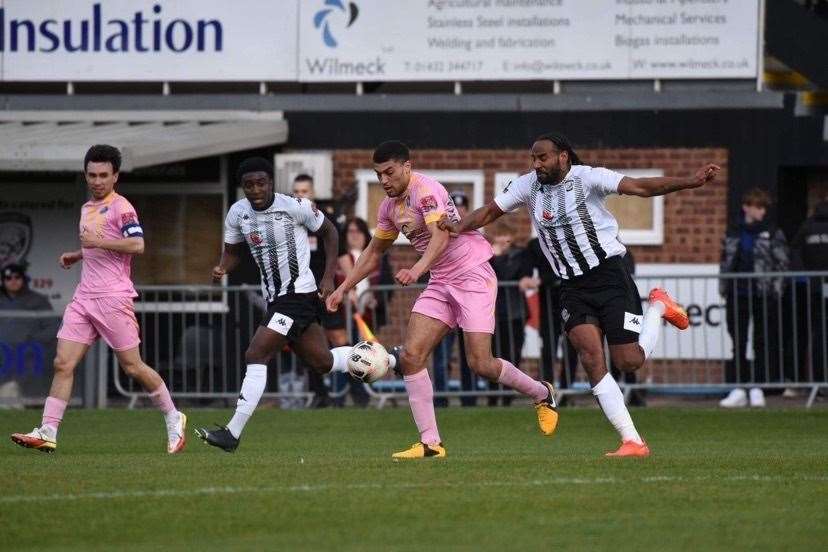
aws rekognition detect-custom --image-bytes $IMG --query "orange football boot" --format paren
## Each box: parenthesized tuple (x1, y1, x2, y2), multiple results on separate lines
(605, 440, 651, 457)
(649, 288, 689, 330)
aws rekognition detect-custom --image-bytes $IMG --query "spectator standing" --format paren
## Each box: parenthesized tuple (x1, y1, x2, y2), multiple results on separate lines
(527, 237, 578, 404)
(487, 227, 534, 406)
(719, 189, 790, 408)
(791, 198, 828, 382)
(431, 190, 474, 406)
(293, 174, 357, 406)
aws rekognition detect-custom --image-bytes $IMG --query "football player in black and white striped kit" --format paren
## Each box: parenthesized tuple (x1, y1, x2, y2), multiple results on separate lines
(441, 134, 720, 457)
(196, 158, 397, 451)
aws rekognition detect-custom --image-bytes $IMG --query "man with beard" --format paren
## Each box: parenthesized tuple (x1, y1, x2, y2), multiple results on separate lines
(440, 133, 720, 457)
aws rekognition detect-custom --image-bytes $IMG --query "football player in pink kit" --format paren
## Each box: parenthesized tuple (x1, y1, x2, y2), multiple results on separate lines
(10, 145, 186, 454)
(326, 141, 558, 460)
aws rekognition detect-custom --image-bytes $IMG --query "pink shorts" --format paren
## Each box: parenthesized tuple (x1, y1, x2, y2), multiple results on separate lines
(412, 262, 497, 334)
(57, 296, 141, 351)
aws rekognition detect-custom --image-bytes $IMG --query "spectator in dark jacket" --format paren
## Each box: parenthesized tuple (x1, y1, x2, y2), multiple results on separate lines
(719, 189, 790, 408)
(791, 199, 828, 382)
(527, 238, 578, 403)
(0, 263, 56, 405)
(486, 226, 534, 406)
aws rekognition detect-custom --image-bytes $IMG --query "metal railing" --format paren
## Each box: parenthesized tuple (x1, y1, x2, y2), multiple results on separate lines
(1, 271, 826, 409)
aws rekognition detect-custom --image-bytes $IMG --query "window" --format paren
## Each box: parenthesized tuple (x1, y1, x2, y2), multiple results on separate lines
(355, 170, 484, 244)
(118, 182, 227, 312)
(606, 168, 664, 245)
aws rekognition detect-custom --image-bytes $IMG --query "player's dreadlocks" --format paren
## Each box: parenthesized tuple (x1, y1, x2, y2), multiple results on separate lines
(534, 133, 583, 165)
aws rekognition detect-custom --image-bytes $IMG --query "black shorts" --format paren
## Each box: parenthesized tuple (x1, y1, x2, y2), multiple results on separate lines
(261, 292, 322, 342)
(559, 255, 643, 345)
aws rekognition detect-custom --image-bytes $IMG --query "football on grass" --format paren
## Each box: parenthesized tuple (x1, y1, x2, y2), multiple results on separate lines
(347, 341, 389, 383)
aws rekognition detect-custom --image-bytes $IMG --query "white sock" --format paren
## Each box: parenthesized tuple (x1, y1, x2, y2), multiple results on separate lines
(592, 373, 643, 444)
(164, 410, 180, 427)
(330, 346, 352, 373)
(227, 364, 267, 438)
(638, 301, 665, 359)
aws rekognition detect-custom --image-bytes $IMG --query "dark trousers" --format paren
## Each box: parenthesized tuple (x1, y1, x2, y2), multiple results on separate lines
(538, 284, 578, 387)
(724, 288, 782, 384)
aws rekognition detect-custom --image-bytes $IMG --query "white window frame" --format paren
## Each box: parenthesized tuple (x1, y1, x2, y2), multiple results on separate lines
(117, 178, 228, 313)
(609, 168, 664, 245)
(355, 169, 485, 245)
(494, 171, 537, 238)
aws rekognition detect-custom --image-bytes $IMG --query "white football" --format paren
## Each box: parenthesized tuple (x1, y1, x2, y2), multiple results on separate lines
(347, 341, 389, 383)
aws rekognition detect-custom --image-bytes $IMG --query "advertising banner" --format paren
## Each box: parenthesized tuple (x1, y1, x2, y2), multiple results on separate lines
(0, 0, 298, 81)
(298, 0, 760, 82)
(0, 0, 760, 82)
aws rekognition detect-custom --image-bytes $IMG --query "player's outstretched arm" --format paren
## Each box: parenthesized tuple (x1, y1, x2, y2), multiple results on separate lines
(212, 242, 243, 282)
(396, 221, 448, 286)
(618, 164, 720, 197)
(327, 236, 393, 312)
(438, 201, 505, 234)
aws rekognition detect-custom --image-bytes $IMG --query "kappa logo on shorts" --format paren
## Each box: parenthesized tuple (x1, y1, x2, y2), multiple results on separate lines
(267, 311, 295, 336)
(623, 312, 642, 334)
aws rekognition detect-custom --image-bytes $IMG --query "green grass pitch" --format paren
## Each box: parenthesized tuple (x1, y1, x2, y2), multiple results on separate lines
(1, 407, 827, 551)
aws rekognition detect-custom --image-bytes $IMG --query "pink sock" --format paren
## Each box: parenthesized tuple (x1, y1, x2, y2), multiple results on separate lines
(403, 370, 442, 445)
(496, 359, 548, 402)
(149, 382, 176, 415)
(42, 396, 67, 432)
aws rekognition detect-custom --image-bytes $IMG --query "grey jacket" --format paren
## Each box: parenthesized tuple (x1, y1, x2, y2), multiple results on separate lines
(720, 221, 790, 296)
(0, 289, 56, 346)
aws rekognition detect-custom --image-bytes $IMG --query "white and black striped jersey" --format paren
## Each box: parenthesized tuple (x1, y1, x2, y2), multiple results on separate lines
(494, 165, 627, 279)
(224, 194, 325, 301)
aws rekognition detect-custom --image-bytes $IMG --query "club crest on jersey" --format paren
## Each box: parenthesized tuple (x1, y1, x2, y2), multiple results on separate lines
(248, 232, 263, 245)
(542, 210, 555, 220)
(419, 195, 438, 212)
(273, 212, 283, 220)
(99, 206, 109, 214)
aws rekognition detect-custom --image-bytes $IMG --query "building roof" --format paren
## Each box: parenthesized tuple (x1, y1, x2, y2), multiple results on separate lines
(0, 111, 287, 171)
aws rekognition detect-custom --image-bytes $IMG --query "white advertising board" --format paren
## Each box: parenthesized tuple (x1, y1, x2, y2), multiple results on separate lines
(0, 0, 298, 81)
(298, 0, 760, 82)
(0, 1, 760, 82)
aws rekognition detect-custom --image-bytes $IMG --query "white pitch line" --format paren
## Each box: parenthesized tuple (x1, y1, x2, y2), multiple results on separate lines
(1, 475, 826, 504)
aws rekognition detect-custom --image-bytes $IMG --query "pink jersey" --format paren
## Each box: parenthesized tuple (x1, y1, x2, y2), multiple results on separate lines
(74, 192, 143, 299)
(375, 172, 492, 281)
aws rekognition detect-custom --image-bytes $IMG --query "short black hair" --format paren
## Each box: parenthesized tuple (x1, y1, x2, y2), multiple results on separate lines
(533, 133, 582, 165)
(236, 157, 274, 183)
(373, 140, 410, 164)
(293, 173, 314, 184)
(84, 144, 122, 173)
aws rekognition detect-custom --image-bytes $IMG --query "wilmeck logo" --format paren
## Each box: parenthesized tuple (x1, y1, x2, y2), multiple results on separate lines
(305, 56, 386, 76)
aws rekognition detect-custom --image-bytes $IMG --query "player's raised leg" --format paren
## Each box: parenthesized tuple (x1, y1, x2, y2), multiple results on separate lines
(290, 322, 356, 377)
(10, 338, 88, 453)
(568, 323, 649, 457)
(114, 346, 186, 454)
(462, 332, 558, 435)
(391, 312, 452, 460)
